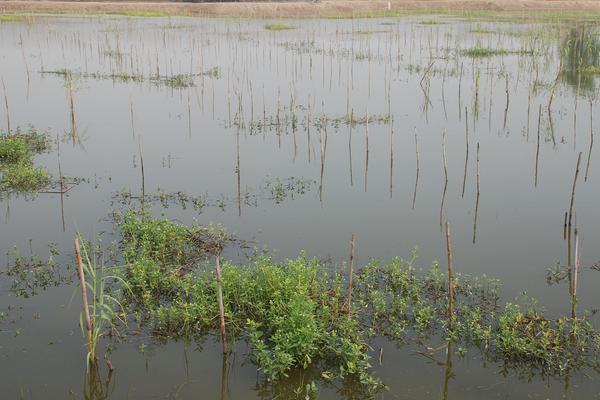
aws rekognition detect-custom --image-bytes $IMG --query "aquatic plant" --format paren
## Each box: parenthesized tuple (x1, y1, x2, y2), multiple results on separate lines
(157, 74, 194, 88)
(105, 213, 600, 392)
(0, 128, 49, 163)
(74, 237, 129, 365)
(560, 26, 600, 92)
(0, 163, 50, 192)
(0, 128, 51, 193)
(4, 243, 68, 298)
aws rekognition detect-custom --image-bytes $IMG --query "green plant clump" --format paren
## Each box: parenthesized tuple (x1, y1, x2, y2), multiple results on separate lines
(0, 128, 51, 193)
(109, 212, 600, 393)
(161, 74, 194, 88)
(0, 163, 50, 192)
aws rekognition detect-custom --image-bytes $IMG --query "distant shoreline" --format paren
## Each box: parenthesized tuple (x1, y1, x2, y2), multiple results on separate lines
(3, 0, 600, 20)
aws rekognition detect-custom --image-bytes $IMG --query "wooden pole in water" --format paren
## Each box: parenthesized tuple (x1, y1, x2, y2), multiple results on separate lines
(215, 254, 227, 354)
(585, 100, 593, 182)
(567, 152, 582, 236)
(473, 143, 480, 244)
(138, 137, 145, 204)
(462, 108, 469, 198)
(412, 128, 420, 210)
(347, 233, 355, 313)
(445, 223, 454, 326)
(67, 72, 77, 145)
(573, 228, 580, 300)
(535, 105, 541, 187)
(571, 226, 580, 319)
(74, 238, 94, 359)
(1, 78, 10, 133)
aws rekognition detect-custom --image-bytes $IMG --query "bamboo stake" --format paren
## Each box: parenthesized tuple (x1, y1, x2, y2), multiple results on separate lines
(2, 78, 10, 133)
(215, 254, 227, 354)
(412, 128, 420, 210)
(567, 152, 582, 236)
(445, 223, 454, 326)
(462, 108, 469, 198)
(535, 105, 541, 187)
(74, 238, 94, 359)
(573, 228, 580, 300)
(585, 100, 593, 182)
(473, 143, 480, 244)
(347, 233, 355, 313)
(138, 137, 145, 204)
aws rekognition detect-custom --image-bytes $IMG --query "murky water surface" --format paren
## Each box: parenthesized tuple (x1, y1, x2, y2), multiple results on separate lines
(1, 15, 599, 399)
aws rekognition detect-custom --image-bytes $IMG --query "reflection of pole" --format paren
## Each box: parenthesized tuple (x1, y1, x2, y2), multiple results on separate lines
(442, 342, 453, 400)
(220, 352, 228, 400)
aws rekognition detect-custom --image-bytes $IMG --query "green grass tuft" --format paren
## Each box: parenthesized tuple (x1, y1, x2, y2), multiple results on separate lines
(264, 23, 295, 31)
(0, 15, 25, 23)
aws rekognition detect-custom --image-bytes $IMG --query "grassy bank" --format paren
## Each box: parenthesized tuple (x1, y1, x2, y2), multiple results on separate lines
(3, 1, 600, 21)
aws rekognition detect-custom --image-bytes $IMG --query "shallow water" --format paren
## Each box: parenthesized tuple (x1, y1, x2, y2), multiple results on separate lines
(0, 15, 599, 399)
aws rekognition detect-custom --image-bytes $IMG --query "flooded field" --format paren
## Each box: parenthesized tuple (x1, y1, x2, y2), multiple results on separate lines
(1, 14, 599, 399)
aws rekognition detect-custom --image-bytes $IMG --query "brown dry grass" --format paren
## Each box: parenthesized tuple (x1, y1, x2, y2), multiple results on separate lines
(2, 0, 600, 19)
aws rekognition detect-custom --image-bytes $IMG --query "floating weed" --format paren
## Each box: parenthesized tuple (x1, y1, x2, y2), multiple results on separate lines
(157, 74, 194, 88)
(4, 243, 70, 298)
(265, 177, 316, 204)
